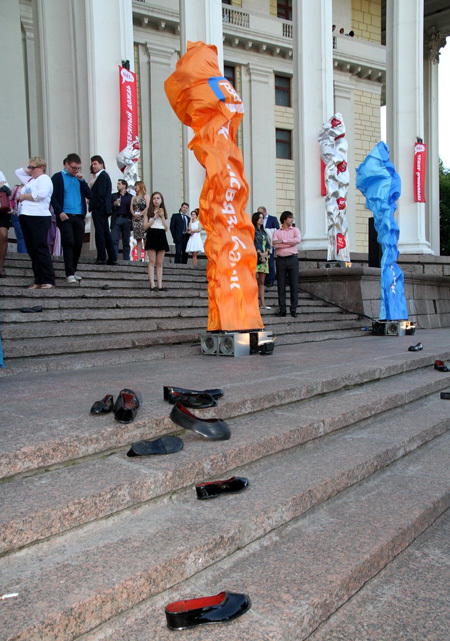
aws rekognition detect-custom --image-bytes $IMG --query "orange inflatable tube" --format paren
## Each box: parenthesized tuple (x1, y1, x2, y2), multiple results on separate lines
(164, 41, 263, 332)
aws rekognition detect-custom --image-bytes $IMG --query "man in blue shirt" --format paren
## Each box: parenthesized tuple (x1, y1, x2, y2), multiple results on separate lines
(51, 153, 92, 283)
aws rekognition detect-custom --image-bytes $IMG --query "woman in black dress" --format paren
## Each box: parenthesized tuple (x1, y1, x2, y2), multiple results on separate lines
(143, 191, 169, 291)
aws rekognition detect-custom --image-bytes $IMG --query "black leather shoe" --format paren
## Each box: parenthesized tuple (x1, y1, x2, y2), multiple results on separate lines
(114, 389, 140, 423)
(290, 311, 298, 318)
(90, 394, 114, 414)
(196, 476, 249, 500)
(127, 436, 183, 456)
(169, 402, 230, 440)
(19, 305, 43, 313)
(434, 360, 450, 372)
(408, 342, 423, 351)
(163, 386, 223, 401)
(94, 260, 106, 265)
(166, 390, 217, 409)
(106, 259, 117, 265)
(276, 311, 286, 317)
(440, 391, 450, 399)
(165, 591, 251, 630)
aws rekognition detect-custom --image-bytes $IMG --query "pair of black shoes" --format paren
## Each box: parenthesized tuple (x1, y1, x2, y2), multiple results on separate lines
(164, 386, 230, 441)
(90, 389, 140, 423)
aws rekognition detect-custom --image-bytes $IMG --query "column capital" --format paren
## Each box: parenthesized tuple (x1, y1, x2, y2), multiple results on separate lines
(246, 63, 273, 84)
(146, 42, 177, 65)
(424, 27, 447, 64)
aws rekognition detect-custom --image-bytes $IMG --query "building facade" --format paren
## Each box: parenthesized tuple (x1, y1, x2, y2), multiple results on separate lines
(1, 0, 448, 254)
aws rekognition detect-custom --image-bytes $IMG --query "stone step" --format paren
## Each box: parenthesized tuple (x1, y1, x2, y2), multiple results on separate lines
(1, 425, 448, 641)
(307, 508, 450, 641)
(2, 308, 361, 330)
(77, 434, 450, 641)
(1, 375, 448, 555)
(0, 341, 446, 481)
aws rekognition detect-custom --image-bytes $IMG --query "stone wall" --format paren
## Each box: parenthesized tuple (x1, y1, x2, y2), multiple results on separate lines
(351, 0, 382, 42)
(298, 251, 450, 329)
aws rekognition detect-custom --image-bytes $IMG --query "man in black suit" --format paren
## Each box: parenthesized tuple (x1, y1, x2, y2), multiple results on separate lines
(170, 201, 190, 264)
(258, 205, 280, 286)
(110, 179, 133, 261)
(89, 155, 116, 264)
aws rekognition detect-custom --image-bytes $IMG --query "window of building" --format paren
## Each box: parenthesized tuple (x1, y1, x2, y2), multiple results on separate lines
(222, 0, 231, 4)
(276, 128, 292, 159)
(277, 0, 292, 21)
(224, 64, 236, 88)
(275, 75, 291, 107)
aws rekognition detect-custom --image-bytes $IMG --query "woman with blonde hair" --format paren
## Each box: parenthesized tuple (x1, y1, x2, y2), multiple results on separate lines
(143, 191, 170, 291)
(15, 157, 55, 288)
(130, 180, 149, 261)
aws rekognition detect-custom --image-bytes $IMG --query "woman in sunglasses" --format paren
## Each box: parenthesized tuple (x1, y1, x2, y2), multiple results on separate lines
(15, 157, 55, 288)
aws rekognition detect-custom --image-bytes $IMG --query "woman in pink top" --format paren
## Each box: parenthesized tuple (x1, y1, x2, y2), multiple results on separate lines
(272, 210, 301, 317)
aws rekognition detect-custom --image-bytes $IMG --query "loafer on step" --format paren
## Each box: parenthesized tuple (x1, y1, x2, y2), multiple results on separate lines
(127, 436, 183, 457)
(169, 402, 230, 440)
(196, 476, 249, 500)
(90, 394, 114, 414)
(165, 591, 251, 630)
(408, 342, 423, 352)
(166, 390, 217, 409)
(114, 388, 141, 423)
(163, 386, 223, 401)
(434, 360, 450, 372)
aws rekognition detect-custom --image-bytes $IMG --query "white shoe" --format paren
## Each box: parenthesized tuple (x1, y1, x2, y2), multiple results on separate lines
(74, 273, 82, 281)
(67, 275, 77, 284)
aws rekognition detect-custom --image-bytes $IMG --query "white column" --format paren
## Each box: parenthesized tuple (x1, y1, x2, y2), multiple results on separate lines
(85, 0, 134, 185)
(0, 0, 30, 176)
(179, 0, 223, 209)
(146, 44, 181, 206)
(386, 0, 431, 254)
(424, 28, 446, 255)
(293, 0, 333, 249)
(246, 64, 276, 215)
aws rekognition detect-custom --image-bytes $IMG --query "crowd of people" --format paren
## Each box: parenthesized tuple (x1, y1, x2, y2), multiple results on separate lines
(1, 154, 302, 315)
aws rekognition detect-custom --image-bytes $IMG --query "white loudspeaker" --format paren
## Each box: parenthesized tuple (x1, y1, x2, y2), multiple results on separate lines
(200, 334, 219, 355)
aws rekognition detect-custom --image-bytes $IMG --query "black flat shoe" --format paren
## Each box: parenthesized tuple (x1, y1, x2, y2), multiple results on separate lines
(166, 390, 217, 409)
(127, 436, 183, 456)
(114, 389, 141, 423)
(170, 402, 230, 440)
(19, 305, 43, 313)
(165, 591, 251, 630)
(440, 391, 450, 399)
(163, 386, 223, 401)
(196, 476, 249, 500)
(90, 394, 114, 414)
(408, 343, 423, 351)
(434, 360, 450, 372)
(151, 286, 159, 292)
(290, 312, 298, 318)
(158, 287, 168, 291)
(276, 311, 286, 317)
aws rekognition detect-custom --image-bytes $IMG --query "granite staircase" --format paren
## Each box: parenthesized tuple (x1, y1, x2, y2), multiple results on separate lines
(0, 328, 449, 640)
(0, 253, 365, 375)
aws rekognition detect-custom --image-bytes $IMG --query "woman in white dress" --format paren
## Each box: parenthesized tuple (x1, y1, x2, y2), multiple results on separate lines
(185, 210, 204, 266)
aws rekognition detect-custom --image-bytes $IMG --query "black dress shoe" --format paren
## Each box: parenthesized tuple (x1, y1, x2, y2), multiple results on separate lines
(166, 390, 217, 409)
(290, 311, 298, 318)
(106, 259, 117, 265)
(94, 260, 106, 265)
(165, 591, 251, 630)
(440, 391, 450, 399)
(114, 389, 140, 423)
(90, 394, 114, 414)
(19, 305, 43, 313)
(169, 402, 230, 440)
(408, 343, 423, 352)
(127, 436, 183, 456)
(163, 386, 223, 401)
(276, 311, 286, 317)
(434, 360, 450, 372)
(196, 476, 249, 500)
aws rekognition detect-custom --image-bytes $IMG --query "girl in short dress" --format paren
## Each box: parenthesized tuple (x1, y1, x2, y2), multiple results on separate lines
(143, 191, 170, 291)
(130, 181, 149, 261)
(252, 211, 271, 310)
(185, 209, 204, 265)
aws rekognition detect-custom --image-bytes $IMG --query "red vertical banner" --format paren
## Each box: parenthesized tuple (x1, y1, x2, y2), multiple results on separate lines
(320, 158, 326, 196)
(413, 142, 427, 203)
(119, 66, 138, 152)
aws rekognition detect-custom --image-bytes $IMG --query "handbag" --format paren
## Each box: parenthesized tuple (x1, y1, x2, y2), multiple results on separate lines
(0, 191, 11, 214)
